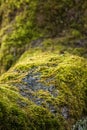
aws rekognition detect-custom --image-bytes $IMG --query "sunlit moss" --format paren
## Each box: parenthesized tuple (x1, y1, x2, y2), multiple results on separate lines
(0, 0, 87, 129)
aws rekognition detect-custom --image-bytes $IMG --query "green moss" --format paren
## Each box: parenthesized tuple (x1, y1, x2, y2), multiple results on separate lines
(0, 0, 87, 73)
(0, 43, 87, 129)
(0, 83, 62, 130)
(70, 29, 82, 38)
(0, 1, 87, 129)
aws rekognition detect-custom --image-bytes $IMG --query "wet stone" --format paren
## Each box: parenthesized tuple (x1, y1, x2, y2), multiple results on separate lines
(61, 106, 69, 119)
(34, 98, 44, 106)
(16, 69, 59, 109)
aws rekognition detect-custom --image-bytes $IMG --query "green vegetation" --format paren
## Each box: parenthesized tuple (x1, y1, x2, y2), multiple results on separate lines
(0, 0, 87, 130)
(0, 0, 87, 73)
(0, 42, 87, 129)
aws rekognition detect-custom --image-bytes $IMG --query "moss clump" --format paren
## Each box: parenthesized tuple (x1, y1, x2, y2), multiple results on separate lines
(0, 41, 87, 129)
(0, 84, 62, 130)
